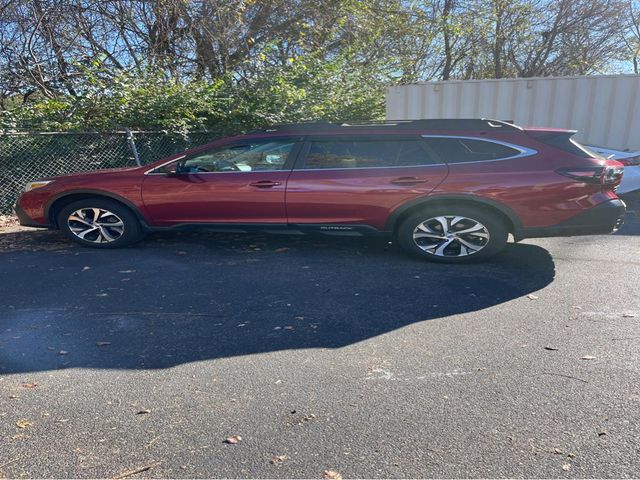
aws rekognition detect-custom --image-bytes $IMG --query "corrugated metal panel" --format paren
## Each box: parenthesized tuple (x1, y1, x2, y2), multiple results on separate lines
(386, 75, 640, 150)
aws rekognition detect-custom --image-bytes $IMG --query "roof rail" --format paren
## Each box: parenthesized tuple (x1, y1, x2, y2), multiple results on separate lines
(249, 118, 521, 133)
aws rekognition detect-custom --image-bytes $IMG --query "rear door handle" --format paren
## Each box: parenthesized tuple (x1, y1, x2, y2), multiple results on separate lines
(249, 180, 282, 188)
(390, 177, 429, 185)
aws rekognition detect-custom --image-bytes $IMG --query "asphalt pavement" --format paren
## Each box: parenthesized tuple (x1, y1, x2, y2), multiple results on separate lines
(0, 205, 639, 478)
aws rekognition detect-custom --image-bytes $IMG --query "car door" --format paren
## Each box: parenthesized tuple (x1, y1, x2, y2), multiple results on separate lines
(141, 138, 301, 226)
(285, 135, 449, 230)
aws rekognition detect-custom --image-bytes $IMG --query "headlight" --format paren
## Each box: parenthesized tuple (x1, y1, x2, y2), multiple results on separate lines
(24, 180, 53, 192)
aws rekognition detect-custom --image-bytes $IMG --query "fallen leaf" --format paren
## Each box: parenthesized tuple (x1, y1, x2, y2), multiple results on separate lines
(270, 455, 288, 465)
(16, 419, 31, 429)
(8, 394, 17, 399)
(82, 266, 91, 271)
(544, 346, 559, 351)
(225, 435, 242, 444)
(597, 431, 607, 436)
(580, 355, 596, 360)
(96, 341, 111, 347)
(553, 448, 564, 454)
(136, 409, 151, 415)
(303, 414, 316, 422)
(562, 464, 571, 471)
(622, 313, 636, 318)
(572, 305, 583, 310)
(323, 470, 342, 480)
(22, 382, 38, 389)
(527, 294, 539, 300)
(58, 350, 69, 355)
(274, 248, 290, 253)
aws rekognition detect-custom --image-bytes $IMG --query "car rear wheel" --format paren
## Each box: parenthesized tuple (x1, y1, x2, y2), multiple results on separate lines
(57, 198, 145, 248)
(396, 205, 508, 263)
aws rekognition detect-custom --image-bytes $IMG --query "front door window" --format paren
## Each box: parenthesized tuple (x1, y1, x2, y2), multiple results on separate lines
(154, 141, 296, 174)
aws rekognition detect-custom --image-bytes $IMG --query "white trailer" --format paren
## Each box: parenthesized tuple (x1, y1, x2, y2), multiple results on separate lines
(386, 74, 640, 151)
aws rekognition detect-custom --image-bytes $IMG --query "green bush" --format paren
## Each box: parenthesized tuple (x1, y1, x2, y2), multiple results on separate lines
(1, 54, 387, 134)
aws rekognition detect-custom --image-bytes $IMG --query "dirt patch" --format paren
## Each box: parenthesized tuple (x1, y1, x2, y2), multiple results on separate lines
(0, 215, 71, 252)
(0, 215, 25, 232)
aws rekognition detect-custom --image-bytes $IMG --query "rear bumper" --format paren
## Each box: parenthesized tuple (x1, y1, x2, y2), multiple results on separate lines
(519, 199, 626, 239)
(14, 201, 50, 228)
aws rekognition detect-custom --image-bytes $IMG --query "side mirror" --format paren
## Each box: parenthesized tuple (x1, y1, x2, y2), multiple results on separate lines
(165, 163, 182, 175)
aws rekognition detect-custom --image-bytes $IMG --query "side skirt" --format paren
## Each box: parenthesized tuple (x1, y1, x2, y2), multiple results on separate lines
(147, 223, 390, 237)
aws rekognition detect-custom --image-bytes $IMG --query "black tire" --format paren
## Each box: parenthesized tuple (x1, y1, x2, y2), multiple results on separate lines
(396, 204, 509, 263)
(57, 198, 145, 248)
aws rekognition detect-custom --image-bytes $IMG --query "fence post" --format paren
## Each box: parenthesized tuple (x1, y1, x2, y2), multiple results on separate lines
(125, 128, 141, 166)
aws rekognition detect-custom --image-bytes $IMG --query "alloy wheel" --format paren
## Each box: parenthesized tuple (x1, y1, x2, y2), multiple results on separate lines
(412, 215, 490, 257)
(67, 208, 125, 244)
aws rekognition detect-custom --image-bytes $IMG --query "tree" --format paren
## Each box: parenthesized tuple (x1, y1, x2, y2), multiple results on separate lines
(0, 0, 636, 131)
(623, 0, 640, 74)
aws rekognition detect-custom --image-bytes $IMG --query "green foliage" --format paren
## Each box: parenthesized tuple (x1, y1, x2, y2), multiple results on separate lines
(1, 53, 387, 133)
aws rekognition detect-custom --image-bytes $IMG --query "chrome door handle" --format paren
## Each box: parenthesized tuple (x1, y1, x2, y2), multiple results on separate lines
(249, 181, 282, 188)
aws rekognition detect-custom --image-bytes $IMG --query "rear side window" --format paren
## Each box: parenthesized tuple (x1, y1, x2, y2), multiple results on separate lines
(302, 139, 432, 169)
(422, 137, 521, 163)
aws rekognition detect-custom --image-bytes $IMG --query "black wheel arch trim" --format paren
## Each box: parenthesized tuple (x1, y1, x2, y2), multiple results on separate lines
(45, 189, 150, 229)
(384, 194, 523, 234)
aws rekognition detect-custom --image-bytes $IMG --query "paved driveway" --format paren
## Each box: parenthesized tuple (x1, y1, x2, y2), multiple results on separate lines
(0, 203, 639, 478)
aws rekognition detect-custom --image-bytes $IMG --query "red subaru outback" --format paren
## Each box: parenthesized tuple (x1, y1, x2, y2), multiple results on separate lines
(15, 119, 626, 263)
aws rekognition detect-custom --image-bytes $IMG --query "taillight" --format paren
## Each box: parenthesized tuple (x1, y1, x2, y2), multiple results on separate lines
(556, 166, 624, 185)
(617, 155, 640, 166)
(603, 165, 624, 184)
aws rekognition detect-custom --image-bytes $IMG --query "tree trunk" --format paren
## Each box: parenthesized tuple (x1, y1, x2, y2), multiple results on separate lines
(441, 0, 454, 80)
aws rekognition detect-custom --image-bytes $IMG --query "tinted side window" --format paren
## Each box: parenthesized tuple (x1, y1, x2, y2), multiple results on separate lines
(302, 140, 431, 169)
(423, 137, 520, 163)
(155, 141, 295, 174)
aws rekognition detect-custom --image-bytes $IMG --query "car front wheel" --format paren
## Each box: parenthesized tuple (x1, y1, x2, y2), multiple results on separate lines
(57, 198, 145, 248)
(396, 205, 509, 263)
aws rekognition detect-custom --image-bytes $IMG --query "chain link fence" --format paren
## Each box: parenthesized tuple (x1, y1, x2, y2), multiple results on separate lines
(0, 131, 221, 214)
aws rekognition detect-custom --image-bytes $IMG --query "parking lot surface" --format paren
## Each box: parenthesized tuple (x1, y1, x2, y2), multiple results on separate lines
(0, 202, 639, 478)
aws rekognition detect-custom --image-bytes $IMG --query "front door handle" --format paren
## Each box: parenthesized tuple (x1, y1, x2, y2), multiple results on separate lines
(390, 177, 429, 185)
(249, 180, 282, 188)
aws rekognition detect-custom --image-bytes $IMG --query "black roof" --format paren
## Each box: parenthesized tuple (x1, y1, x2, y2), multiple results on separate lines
(250, 119, 520, 133)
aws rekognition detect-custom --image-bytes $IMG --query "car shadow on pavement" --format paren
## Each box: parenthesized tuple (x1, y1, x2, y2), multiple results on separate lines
(615, 192, 640, 236)
(0, 230, 555, 373)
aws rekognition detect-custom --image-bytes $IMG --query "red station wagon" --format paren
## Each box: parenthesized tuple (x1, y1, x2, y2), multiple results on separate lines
(15, 119, 626, 263)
